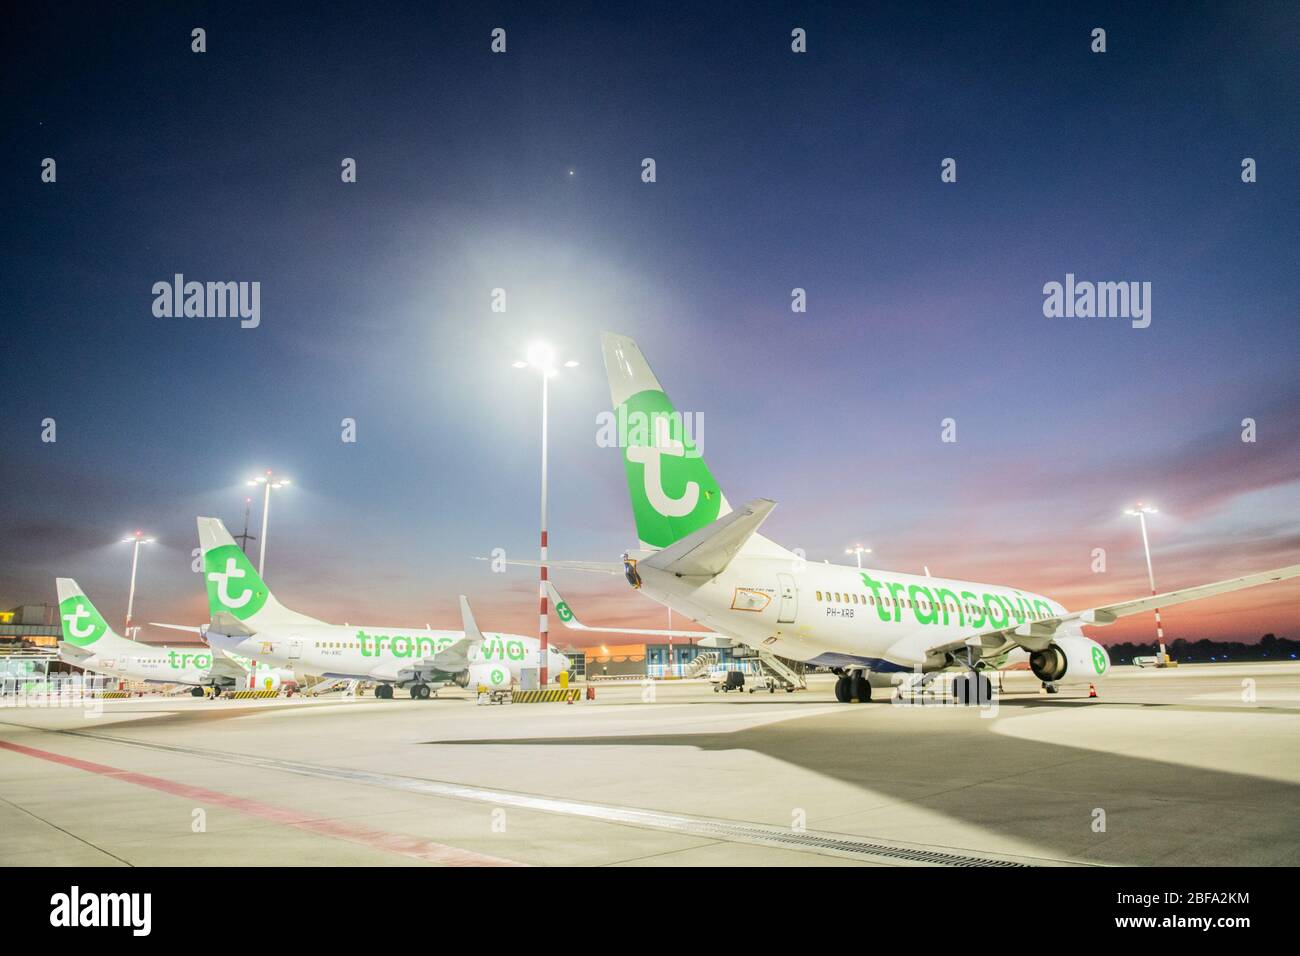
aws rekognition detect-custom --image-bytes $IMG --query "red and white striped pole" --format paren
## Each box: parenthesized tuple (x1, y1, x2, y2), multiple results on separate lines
(516, 344, 577, 686)
(538, 369, 550, 686)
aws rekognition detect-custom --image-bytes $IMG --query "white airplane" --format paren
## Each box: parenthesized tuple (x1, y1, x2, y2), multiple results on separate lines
(502, 332, 1300, 704)
(195, 517, 568, 699)
(54, 578, 292, 696)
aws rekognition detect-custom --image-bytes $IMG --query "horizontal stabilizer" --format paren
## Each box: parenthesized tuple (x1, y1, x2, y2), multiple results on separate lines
(208, 612, 257, 638)
(641, 498, 776, 577)
(472, 556, 625, 575)
(149, 622, 205, 635)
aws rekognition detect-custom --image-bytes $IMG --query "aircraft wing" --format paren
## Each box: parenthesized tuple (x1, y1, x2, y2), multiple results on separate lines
(428, 637, 475, 672)
(1063, 562, 1300, 625)
(545, 581, 719, 638)
(207, 649, 252, 682)
(473, 557, 625, 575)
(389, 596, 488, 681)
(919, 560, 1300, 664)
(424, 595, 485, 671)
(149, 622, 205, 635)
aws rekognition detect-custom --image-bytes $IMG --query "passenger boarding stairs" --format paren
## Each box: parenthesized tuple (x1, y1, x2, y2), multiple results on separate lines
(756, 650, 806, 690)
(683, 652, 719, 679)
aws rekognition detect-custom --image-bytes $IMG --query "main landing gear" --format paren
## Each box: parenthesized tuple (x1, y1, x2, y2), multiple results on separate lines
(373, 682, 435, 700)
(948, 646, 995, 706)
(191, 686, 205, 698)
(833, 671, 872, 703)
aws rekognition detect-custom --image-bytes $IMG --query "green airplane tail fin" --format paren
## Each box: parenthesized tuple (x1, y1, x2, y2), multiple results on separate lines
(196, 517, 323, 629)
(55, 578, 120, 647)
(600, 332, 729, 550)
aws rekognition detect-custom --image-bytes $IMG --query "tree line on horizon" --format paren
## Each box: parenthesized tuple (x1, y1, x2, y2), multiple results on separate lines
(1107, 633, 1296, 664)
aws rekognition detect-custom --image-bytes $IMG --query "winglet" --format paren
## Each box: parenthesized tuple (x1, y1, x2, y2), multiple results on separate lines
(545, 579, 724, 639)
(545, 581, 588, 630)
(459, 595, 485, 644)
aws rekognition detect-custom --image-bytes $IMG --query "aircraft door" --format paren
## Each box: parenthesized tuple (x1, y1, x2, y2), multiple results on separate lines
(287, 638, 303, 660)
(777, 573, 797, 624)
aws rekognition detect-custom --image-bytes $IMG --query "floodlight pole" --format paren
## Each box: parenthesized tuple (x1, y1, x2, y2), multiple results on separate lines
(125, 536, 143, 635)
(1135, 509, 1166, 663)
(539, 370, 550, 685)
(514, 346, 577, 686)
(258, 479, 272, 574)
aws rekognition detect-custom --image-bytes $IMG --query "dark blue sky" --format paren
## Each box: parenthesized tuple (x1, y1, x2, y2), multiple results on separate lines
(3, 2, 1298, 642)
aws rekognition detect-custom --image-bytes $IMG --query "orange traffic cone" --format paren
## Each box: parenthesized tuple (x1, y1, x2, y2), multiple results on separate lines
(1088, 683, 1098, 698)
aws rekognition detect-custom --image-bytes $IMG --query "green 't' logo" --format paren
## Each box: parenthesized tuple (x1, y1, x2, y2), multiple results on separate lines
(1091, 646, 1108, 675)
(620, 390, 721, 548)
(490, 668, 506, 685)
(555, 601, 573, 623)
(203, 544, 268, 621)
(59, 596, 108, 647)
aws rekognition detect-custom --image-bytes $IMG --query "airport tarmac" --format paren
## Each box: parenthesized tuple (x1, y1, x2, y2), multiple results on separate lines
(2, 662, 1298, 867)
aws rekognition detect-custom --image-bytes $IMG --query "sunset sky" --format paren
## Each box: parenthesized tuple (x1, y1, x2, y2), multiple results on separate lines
(3, 3, 1298, 647)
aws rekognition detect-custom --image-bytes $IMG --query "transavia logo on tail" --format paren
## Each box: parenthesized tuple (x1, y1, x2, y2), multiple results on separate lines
(203, 544, 268, 620)
(618, 390, 721, 547)
(555, 601, 573, 622)
(59, 597, 108, 646)
(1092, 646, 1108, 675)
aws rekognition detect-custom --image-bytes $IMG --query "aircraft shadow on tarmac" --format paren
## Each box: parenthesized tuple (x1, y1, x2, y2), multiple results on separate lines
(422, 698, 1300, 865)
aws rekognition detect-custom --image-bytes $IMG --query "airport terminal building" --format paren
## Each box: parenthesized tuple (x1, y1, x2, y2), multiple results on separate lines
(0, 603, 65, 688)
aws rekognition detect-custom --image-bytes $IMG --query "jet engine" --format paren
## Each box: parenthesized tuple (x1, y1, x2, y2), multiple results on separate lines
(1029, 635, 1110, 684)
(467, 662, 513, 692)
(251, 668, 282, 692)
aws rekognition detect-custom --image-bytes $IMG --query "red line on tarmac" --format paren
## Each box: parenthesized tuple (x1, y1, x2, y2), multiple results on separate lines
(0, 739, 522, 867)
